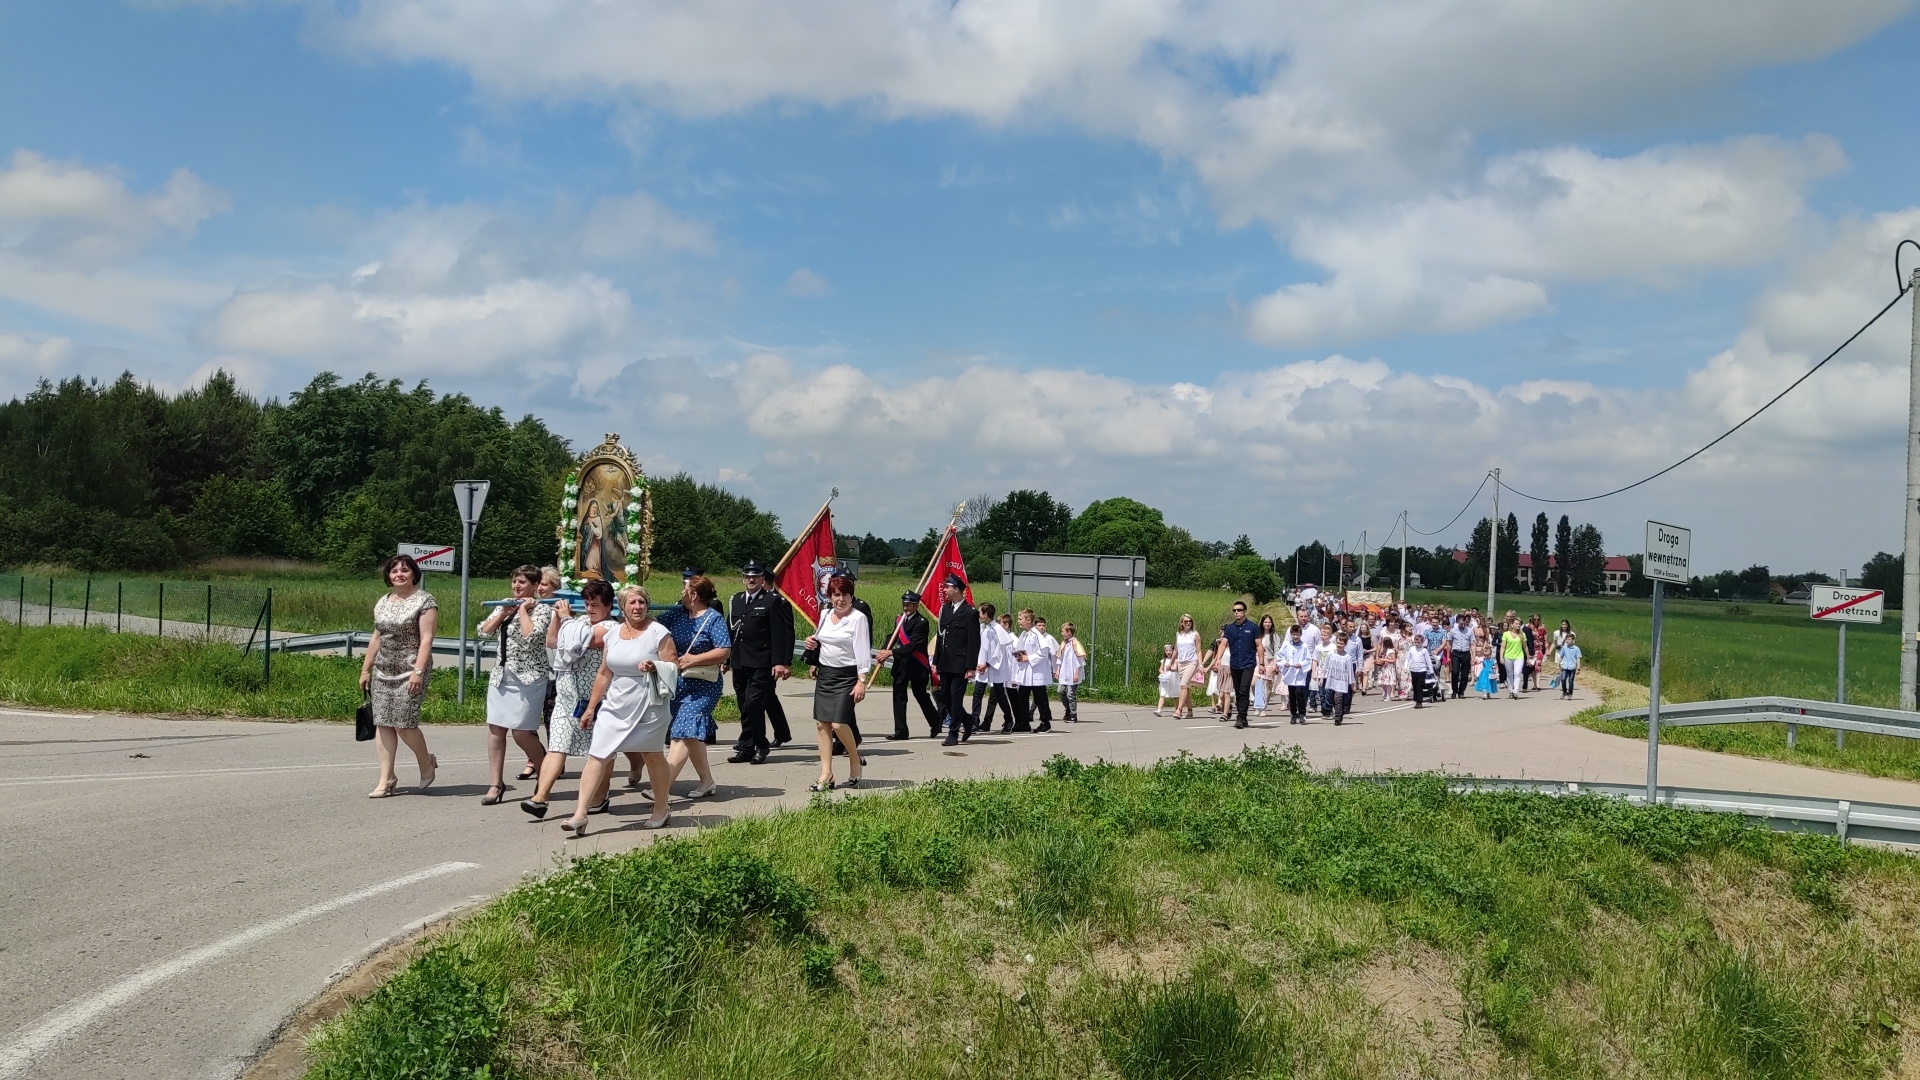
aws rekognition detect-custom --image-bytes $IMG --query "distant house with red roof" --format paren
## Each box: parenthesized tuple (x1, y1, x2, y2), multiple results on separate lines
(1449, 550, 1634, 595)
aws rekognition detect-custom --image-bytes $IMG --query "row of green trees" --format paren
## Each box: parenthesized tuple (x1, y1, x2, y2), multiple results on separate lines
(0, 372, 788, 576)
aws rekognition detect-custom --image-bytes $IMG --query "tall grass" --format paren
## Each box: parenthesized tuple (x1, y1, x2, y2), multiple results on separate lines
(301, 749, 1919, 1079)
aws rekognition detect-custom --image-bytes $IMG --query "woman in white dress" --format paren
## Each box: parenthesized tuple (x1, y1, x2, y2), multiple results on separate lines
(1173, 614, 1202, 720)
(562, 585, 680, 835)
(520, 578, 616, 819)
(476, 565, 553, 805)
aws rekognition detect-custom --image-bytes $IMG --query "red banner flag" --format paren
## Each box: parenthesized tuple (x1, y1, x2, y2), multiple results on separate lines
(919, 527, 973, 614)
(775, 506, 836, 628)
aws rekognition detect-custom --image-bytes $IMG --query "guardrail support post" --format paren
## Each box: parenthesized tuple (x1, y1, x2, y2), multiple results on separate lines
(263, 588, 272, 686)
(1646, 580, 1666, 805)
(1837, 800, 1851, 844)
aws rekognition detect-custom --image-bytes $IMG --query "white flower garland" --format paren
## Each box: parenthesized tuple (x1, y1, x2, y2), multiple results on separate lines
(555, 470, 648, 592)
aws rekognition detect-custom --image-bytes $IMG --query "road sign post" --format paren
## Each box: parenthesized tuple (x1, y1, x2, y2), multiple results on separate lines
(1811, 574, 1884, 749)
(1001, 551, 1148, 693)
(452, 481, 491, 704)
(1643, 521, 1692, 803)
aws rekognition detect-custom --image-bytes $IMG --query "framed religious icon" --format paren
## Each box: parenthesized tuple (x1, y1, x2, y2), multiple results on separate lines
(556, 434, 653, 588)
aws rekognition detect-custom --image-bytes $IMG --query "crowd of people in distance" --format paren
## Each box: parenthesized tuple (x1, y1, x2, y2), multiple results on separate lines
(354, 555, 1580, 830)
(1154, 593, 1584, 728)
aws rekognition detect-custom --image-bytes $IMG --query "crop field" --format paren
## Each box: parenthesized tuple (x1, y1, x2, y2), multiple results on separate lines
(300, 749, 1919, 1079)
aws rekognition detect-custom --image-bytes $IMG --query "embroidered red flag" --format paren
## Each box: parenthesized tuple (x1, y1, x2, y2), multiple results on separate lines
(774, 506, 836, 628)
(919, 527, 973, 615)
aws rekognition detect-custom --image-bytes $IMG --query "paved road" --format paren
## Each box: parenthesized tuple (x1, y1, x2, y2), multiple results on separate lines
(4, 683, 1918, 1079)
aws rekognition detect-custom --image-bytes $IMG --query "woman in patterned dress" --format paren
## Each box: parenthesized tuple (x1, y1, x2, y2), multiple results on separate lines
(359, 554, 439, 798)
(476, 565, 554, 805)
(653, 573, 731, 799)
(519, 578, 616, 819)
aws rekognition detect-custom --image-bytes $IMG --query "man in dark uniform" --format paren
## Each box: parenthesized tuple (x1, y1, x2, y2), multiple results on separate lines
(931, 575, 980, 746)
(876, 589, 941, 740)
(727, 559, 794, 764)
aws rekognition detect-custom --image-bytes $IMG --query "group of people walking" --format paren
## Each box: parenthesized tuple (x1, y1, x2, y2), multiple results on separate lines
(358, 553, 1583, 824)
(1153, 599, 1584, 729)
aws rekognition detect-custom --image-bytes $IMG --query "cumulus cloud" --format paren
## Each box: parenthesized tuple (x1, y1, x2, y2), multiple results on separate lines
(780, 267, 830, 297)
(1248, 137, 1844, 345)
(276, 0, 1912, 347)
(0, 149, 229, 269)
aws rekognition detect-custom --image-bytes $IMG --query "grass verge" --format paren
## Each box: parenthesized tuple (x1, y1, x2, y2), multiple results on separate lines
(302, 748, 1919, 1079)
(1570, 671, 1920, 786)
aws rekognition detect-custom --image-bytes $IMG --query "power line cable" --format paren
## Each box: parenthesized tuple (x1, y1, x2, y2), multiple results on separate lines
(1407, 472, 1491, 535)
(1499, 259, 1914, 505)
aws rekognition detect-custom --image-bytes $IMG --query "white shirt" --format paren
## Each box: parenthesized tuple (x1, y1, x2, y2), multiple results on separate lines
(1321, 651, 1356, 691)
(978, 622, 1014, 684)
(1056, 637, 1084, 684)
(1175, 629, 1200, 663)
(1038, 632, 1059, 683)
(814, 608, 871, 673)
(1278, 639, 1314, 686)
(1299, 622, 1321, 651)
(1406, 643, 1432, 673)
(1011, 627, 1044, 686)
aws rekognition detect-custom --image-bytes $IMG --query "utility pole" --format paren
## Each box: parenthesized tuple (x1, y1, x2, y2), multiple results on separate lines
(1486, 468, 1500, 619)
(1360, 530, 1367, 589)
(1904, 268, 1920, 710)
(1398, 511, 1408, 603)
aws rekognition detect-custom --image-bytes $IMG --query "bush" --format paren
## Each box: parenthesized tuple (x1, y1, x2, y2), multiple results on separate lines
(306, 944, 506, 1080)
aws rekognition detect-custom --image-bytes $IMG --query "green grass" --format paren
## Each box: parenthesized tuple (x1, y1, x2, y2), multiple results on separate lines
(0, 622, 487, 722)
(302, 749, 1920, 1079)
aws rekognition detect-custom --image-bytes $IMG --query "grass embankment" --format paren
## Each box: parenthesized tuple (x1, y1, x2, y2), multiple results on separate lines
(0, 623, 746, 725)
(305, 749, 1916, 1079)
(1569, 671, 1920, 786)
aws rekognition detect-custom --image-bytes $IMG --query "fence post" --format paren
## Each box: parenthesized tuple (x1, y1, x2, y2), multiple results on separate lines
(83, 580, 91, 629)
(263, 588, 272, 686)
(158, 581, 165, 638)
(116, 582, 123, 632)
(16, 576, 22, 625)
(47, 577, 54, 625)
(206, 584, 212, 641)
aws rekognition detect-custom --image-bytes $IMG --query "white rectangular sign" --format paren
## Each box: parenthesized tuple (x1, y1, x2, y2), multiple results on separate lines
(1809, 585, 1884, 624)
(1643, 521, 1691, 584)
(398, 543, 456, 573)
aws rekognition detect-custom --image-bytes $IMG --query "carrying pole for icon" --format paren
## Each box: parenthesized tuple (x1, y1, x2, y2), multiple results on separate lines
(772, 487, 839, 577)
(865, 501, 965, 690)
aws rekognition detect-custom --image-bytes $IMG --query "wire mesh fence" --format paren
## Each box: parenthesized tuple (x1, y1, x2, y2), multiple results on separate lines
(0, 574, 276, 682)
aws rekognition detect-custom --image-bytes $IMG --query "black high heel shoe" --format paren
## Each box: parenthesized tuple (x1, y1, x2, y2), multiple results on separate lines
(480, 786, 505, 805)
(520, 799, 549, 819)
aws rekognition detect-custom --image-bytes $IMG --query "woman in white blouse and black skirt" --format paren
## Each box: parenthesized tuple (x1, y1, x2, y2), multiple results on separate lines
(804, 574, 869, 792)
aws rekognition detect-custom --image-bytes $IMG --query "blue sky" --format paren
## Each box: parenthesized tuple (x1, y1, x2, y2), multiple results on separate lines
(3, 0, 1919, 574)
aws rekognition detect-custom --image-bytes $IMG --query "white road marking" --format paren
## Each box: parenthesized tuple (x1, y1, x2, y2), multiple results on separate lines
(1100, 729, 1153, 734)
(0, 759, 491, 787)
(0, 860, 480, 1080)
(0, 710, 95, 720)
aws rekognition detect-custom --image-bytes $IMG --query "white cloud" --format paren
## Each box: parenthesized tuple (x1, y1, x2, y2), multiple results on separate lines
(0, 149, 229, 270)
(579, 191, 714, 259)
(283, 1, 1912, 347)
(0, 328, 75, 379)
(780, 267, 831, 297)
(1248, 137, 1843, 345)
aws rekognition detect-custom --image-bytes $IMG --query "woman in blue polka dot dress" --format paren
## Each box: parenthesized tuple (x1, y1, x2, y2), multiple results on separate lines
(654, 572, 732, 798)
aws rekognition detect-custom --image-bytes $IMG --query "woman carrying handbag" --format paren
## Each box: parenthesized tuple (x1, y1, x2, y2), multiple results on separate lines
(359, 554, 438, 798)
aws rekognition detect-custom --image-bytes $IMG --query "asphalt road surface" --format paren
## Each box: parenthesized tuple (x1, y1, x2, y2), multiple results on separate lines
(5, 681, 1918, 1079)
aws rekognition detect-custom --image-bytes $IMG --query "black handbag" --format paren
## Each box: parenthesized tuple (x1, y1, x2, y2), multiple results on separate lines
(355, 692, 376, 741)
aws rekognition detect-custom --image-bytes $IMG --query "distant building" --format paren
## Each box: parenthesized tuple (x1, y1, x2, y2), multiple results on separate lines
(1449, 550, 1634, 595)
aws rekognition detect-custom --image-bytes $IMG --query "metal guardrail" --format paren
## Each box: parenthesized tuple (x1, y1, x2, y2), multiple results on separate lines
(1601, 695, 1920, 746)
(1422, 776, 1920, 848)
(267, 632, 497, 661)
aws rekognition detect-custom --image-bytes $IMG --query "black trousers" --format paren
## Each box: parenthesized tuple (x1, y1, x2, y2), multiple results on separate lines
(1031, 685, 1052, 727)
(733, 664, 779, 749)
(1411, 670, 1431, 704)
(972, 680, 1013, 729)
(1330, 687, 1352, 723)
(935, 672, 973, 738)
(1231, 666, 1256, 724)
(1450, 651, 1472, 699)
(893, 666, 942, 737)
(1286, 683, 1309, 721)
(1060, 683, 1078, 722)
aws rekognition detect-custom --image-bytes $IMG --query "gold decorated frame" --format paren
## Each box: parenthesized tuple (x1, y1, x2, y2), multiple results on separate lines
(556, 433, 653, 589)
